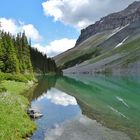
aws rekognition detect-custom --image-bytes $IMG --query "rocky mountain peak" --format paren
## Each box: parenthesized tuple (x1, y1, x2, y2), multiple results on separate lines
(75, 1, 140, 46)
(127, 1, 140, 9)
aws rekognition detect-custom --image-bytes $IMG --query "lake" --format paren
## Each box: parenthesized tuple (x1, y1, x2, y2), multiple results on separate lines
(26, 74, 140, 140)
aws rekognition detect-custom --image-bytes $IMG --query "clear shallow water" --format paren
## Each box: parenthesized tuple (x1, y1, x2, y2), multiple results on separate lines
(26, 75, 140, 140)
(31, 88, 81, 140)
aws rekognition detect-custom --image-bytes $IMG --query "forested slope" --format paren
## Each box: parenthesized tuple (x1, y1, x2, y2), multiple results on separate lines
(0, 31, 57, 75)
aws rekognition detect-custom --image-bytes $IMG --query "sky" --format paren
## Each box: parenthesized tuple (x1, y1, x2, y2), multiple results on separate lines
(0, 0, 137, 57)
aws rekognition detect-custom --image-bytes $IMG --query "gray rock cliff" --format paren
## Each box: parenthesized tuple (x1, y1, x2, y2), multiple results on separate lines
(76, 1, 140, 46)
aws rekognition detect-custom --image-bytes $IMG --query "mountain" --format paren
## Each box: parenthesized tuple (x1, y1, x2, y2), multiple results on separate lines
(76, 1, 140, 46)
(55, 1, 140, 74)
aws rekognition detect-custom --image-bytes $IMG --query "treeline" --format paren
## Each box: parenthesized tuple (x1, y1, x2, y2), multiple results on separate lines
(30, 48, 58, 74)
(0, 31, 58, 74)
(0, 31, 32, 73)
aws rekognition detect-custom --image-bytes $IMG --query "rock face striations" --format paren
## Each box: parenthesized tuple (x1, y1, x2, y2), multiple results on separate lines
(55, 1, 140, 74)
(76, 1, 140, 46)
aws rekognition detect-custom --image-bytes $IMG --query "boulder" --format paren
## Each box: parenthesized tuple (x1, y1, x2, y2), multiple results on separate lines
(27, 108, 43, 119)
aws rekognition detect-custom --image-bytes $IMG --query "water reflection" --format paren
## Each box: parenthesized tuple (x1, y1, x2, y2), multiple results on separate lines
(45, 115, 130, 140)
(43, 88, 77, 106)
(30, 77, 81, 140)
(55, 75, 140, 140)
(25, 75, 58, 101)
(29, 74, 140, 140)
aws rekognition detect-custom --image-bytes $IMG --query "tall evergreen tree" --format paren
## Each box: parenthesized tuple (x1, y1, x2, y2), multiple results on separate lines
(0, 30, 58, 74)
(5, 33, 20, 73)
(30, 47, 58, 74)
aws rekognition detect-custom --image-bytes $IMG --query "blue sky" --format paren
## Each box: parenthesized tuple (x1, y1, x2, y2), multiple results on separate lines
(0, 0, 78, 44)
(0, 0, 136, 57)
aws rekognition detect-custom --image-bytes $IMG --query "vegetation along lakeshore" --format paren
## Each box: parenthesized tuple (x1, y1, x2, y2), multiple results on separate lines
(1, 0, 140, 140)
(0, 30, 58, 139)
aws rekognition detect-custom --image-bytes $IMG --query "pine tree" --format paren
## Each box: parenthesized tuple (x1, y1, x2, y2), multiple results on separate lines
(30, 47, 58, 74)
(0, 30, 58, 74)
(4, 33, 20, 73)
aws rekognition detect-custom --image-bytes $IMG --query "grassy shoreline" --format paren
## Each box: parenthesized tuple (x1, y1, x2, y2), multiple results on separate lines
(0, 74, 37, 140)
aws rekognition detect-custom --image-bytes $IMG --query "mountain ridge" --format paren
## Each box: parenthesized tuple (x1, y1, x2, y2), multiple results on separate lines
(55, 1, 140, 74)
(76, 1, 140, 46)
(62, 19, 140, 74)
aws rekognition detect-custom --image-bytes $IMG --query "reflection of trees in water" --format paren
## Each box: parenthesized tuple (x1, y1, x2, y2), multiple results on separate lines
(26, 75, 59, 101)
(24, 75, 140, 140)
(56, 75, 140, 140)
(57, 75, 102, 94)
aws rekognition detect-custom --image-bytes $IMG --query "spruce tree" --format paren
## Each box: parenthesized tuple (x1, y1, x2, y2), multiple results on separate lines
(0, 30, 57, 74)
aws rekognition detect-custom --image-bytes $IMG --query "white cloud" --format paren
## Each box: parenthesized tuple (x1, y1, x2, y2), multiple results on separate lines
(46, 38, 76, 57)
(0, 18, 19, 34)
(22, 24, 41, 41)
(33, 44, 47, 53)
(42, 0, 136, 29)
(37, 88, 77, 106)
(33, 38, 76, 57)
(0, 18, 41, 42)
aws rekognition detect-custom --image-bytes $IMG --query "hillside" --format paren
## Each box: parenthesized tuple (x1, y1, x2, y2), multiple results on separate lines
(76, 1, 140, 46)
(55, 1, 140, 74)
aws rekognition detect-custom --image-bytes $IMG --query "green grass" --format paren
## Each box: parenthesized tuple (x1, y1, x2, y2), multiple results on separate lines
(113, 37, 140, 53)
(0, 72, 36, 83)
(85, 37, 140, 66)
(1, 81, 32, 95)
(56, 31, 110, 67)
(0, 80, 36, 140)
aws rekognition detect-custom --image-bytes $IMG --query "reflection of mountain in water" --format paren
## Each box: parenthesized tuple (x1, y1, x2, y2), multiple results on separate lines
(55, 75, 140, 140)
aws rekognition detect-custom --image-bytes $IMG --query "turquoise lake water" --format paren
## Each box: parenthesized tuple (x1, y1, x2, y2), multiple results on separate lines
(27, 75, 140, 140)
